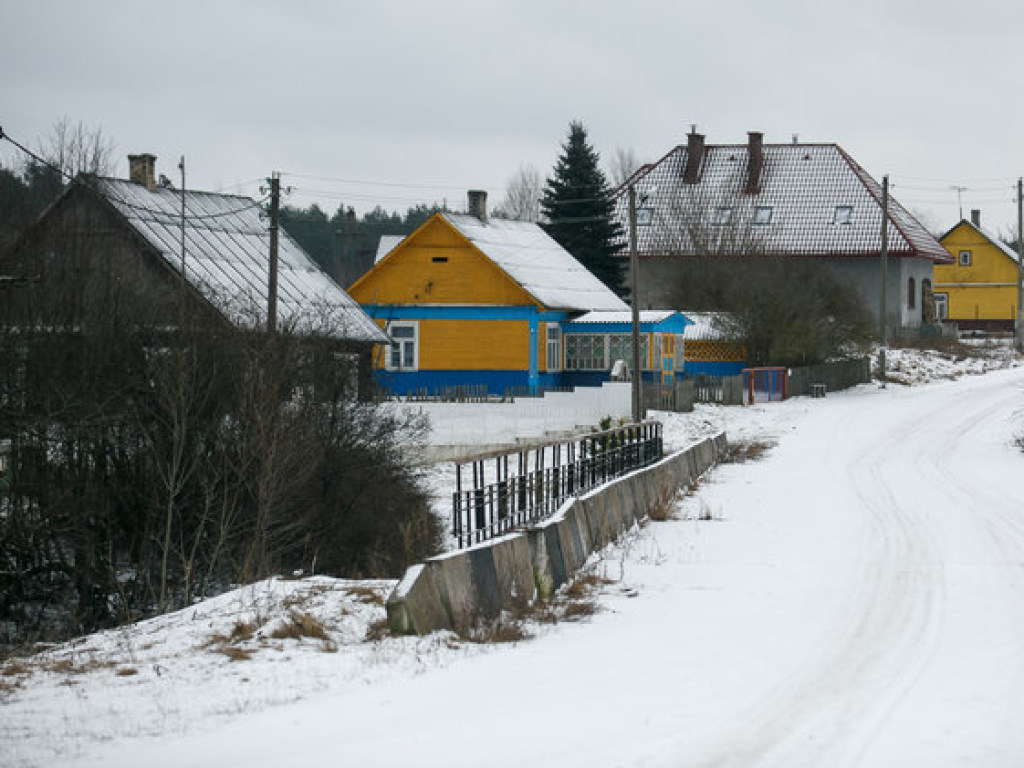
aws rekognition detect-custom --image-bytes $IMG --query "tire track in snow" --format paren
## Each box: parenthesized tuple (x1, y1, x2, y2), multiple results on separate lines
(677, 386, 958, 768)
(897, 375, 1024, 763)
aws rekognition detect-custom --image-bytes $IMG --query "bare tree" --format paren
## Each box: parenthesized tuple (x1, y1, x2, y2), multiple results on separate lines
(38, 116, 117, 180)
(493, 164, 542, 222)
(607, 146, 642, 187)
(0, 195, 442, 645)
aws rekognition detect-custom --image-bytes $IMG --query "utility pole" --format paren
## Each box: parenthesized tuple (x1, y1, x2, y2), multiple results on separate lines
(178, 156, 187, 279)
(1017, 178, 1023, 353)
(178, 156, 188, 323)
(267, 171, 280, 335)
(628, 184, 643, 423)
(879, 175, 889, 384)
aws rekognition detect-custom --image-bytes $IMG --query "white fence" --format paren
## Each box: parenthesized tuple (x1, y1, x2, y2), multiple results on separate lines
(388, 382, 632, 460)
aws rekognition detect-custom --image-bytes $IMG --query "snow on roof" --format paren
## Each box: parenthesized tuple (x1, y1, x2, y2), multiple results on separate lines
(376, 235, 405, 263)
(92, 178, 387, 344)
(680, 311, 738, 340)
(570, 310, 678, 324)
(442, 213, 629, 312)
(614, 142, 951, 264)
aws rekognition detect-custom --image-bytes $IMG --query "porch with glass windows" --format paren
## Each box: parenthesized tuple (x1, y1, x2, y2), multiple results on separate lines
(559, 310, 691, 387)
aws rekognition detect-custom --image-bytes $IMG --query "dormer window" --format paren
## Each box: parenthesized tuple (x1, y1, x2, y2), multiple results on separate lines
(636, 208, 653, 227)
(712, 206, 734, 226)
(754, 206, 773, 225)
(833, 205, 853, 225)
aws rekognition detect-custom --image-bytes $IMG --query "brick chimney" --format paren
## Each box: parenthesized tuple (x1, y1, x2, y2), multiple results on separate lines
(468, 189, 488, 222)
(684, 129, 705, 184)
(745, 131, 764, 194)
(128, 154, 157, 191)
(970, 209, 981, 227)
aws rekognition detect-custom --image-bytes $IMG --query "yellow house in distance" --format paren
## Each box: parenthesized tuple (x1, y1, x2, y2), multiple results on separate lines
(937, 213, 1021, 332)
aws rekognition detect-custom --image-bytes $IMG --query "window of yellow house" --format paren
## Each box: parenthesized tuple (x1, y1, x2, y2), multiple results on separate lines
(958, 250, 972, 266)
(546, 326, 562, 372)
(386, 322, 418, 371)
(934, 293, 949, 320)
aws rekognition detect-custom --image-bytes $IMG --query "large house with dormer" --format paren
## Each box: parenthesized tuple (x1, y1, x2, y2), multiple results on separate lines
(613, 130, 953, 334)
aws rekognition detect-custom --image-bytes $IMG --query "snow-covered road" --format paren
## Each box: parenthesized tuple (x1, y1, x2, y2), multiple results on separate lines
(47, 368, 1024, 766)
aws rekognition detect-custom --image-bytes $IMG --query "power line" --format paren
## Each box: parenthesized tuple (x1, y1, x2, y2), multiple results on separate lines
(0, 126, 268, 223)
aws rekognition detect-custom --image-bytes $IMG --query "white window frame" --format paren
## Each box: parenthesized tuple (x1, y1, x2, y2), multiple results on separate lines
(386, 321, 418, 372)
(753, 206, 773, 225)
(546, 325, 562, 373)
(934, 292, 949, 320)
(958, 250, 972, 267)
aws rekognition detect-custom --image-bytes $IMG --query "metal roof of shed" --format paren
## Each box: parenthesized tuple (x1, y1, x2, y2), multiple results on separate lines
(564, 309, 691, 333)
(91, 177, 387, 343)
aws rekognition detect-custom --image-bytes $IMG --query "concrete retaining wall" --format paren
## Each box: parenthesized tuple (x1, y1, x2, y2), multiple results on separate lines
(386, 431, 728, 635)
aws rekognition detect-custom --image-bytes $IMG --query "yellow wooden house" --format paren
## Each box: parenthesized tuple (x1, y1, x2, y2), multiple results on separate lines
(347, 193, 630, 395)
(936, 214, 1021, 331)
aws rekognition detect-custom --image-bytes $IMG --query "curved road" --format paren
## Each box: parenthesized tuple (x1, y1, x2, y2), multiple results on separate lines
(73, 368, 1024, 768)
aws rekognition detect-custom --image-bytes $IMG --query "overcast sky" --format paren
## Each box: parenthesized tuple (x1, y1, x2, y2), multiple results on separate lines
(3, 0, 1023, 234)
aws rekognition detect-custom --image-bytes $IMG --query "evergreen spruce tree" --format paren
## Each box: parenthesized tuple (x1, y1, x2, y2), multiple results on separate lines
(541, 121, 625, 294)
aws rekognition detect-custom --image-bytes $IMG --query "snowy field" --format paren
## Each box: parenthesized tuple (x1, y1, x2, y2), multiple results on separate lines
(3, 341, 1023, 767)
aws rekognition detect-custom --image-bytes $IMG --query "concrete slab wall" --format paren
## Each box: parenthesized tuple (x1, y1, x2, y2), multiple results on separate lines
(386, 431, 728, 635)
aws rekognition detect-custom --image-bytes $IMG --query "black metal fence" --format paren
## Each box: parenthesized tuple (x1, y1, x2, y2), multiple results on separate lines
(452, 421, 663, 548)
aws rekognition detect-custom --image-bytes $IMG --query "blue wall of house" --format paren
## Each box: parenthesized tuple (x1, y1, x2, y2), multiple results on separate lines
(374, 369, 573, 396)
(683, 361, 746, 377)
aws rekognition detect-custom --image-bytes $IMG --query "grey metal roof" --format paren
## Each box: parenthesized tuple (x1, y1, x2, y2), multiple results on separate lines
(442, 213, 629, 312)
(613, 142, 952, 264)
(90, 178, 387, 343)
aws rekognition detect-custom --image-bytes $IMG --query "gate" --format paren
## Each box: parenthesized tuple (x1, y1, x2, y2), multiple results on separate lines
(742, 367, 787, 404)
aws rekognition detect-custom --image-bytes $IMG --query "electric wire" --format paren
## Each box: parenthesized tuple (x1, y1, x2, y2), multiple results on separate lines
(0, 126, 269, 222)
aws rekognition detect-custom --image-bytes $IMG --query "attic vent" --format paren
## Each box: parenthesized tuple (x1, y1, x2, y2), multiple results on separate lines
(431, 256, 449, 263)
(802, 153, 811, 161)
